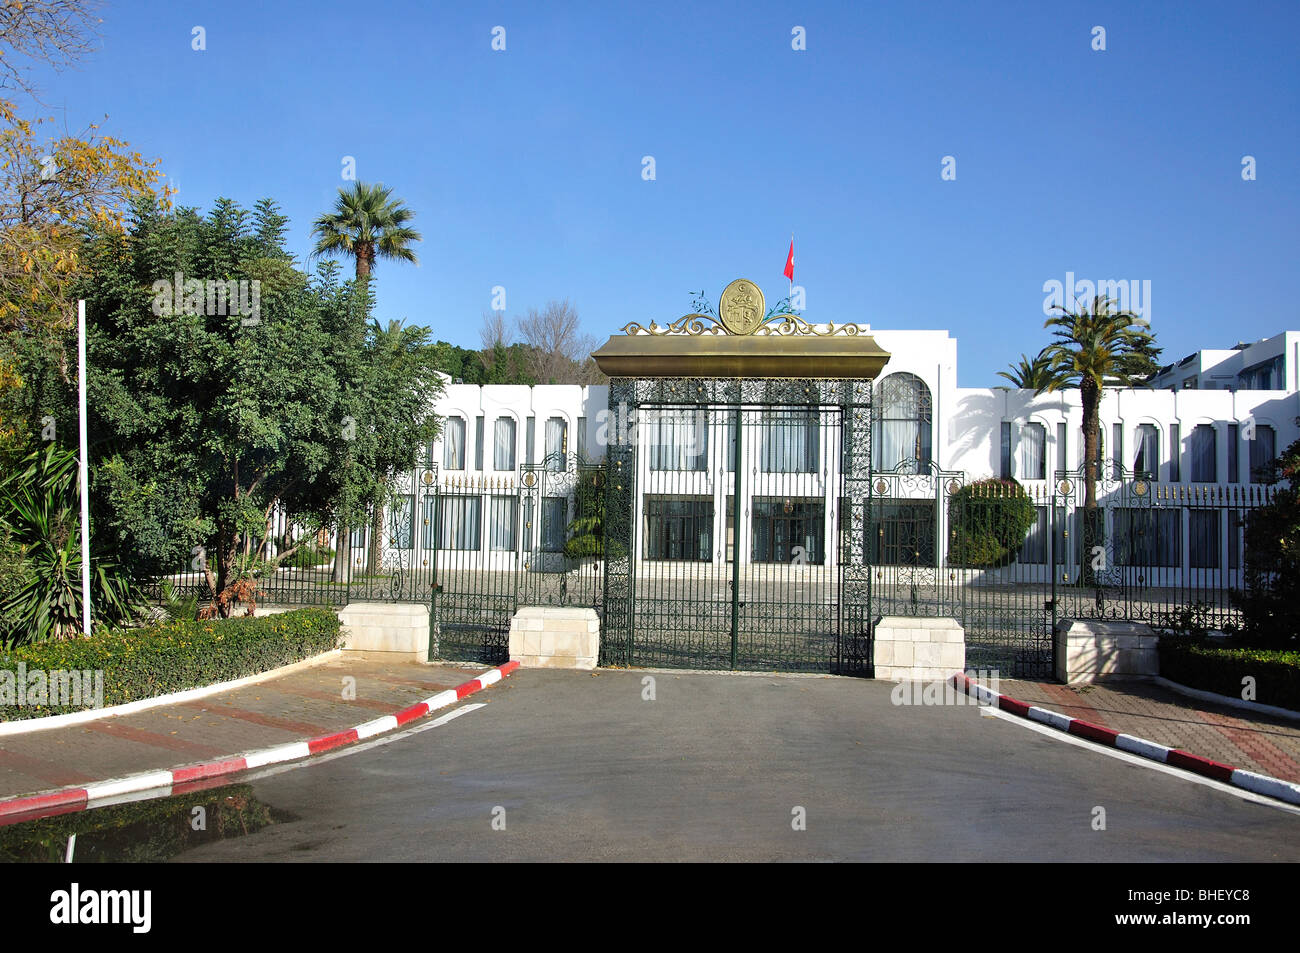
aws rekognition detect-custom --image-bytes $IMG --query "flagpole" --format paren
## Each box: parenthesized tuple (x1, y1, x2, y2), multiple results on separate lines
(78, 299, 91, 636)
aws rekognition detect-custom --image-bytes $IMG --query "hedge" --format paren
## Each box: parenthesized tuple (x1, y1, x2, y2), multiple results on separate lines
(0, 607, 342, 721)
(1158, 637, 1300, 713)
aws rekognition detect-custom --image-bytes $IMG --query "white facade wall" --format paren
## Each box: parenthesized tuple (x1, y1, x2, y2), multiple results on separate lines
(404, 328, 1298, 569)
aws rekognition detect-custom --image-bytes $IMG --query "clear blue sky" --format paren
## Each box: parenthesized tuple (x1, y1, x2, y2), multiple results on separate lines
(19, 0, 1300, 384)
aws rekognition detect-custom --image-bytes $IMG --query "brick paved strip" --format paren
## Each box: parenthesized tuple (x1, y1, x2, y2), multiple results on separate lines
(0, 749, 96, 788)
(84, 722, 229, 758)
(276, 686, 401, 712)
(0, 661, 520, 825)
(178, 702, 325, 737)
(1194, 709, 1300, 784)
(952, 673, 1300, 807)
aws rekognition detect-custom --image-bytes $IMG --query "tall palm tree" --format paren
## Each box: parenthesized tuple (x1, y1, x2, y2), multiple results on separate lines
(997, 348, 1061, 390)
(311, 182, 422, 282)
(312, 182, 421, 580)
(1037, 295, 1160, 582)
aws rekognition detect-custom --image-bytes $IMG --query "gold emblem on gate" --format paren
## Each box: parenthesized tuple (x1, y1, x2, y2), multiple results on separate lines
(718, 278, 765, 335)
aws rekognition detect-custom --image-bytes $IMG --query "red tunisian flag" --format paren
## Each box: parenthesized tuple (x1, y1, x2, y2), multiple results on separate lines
(783, 238, 794, 282)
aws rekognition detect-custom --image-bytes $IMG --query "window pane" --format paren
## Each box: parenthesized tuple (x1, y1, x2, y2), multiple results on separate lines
(1250, 425, 1276, 483)
(751, 498, 824, 564)
(494, 417, 517, 471)
(1133, 424, 1159, 480)
(874, 373, 932, 473)
(438, 496, 481, 551)
(1020, 423, 1046, 481)
(443, 417, 466, 469)
(650, 410, 708, 471)
(1189, 509, 1219, 568)
(489, 496, 517, 551)
(761, 412, 818, 473)
(541, 496, 567, 551)
(1191, 425, 1216, 482)
(644, 496, 714, 561)
(1114, 507, 1180, 567)
(545, 418, 566, 472)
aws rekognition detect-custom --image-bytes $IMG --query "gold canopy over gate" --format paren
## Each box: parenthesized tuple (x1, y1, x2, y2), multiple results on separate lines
(590, 278, 891, 379)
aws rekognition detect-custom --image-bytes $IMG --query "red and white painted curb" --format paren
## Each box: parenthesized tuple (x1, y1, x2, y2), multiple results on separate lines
(952, 673, 1300, 807)
(0, 661, 520, 825)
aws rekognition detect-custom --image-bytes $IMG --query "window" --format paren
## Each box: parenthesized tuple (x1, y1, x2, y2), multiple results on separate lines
(577, 416, 587, 462)
(1133, 424, 1159, 480)
(1020, 423, 1046, 481)
(875, 500, 936, 566)
(1056, 422, 1067, 476)
(1114, 508, 1180, 567)
(1228, 424, 1239, 483)
(1112, 423, 1123, 480)
(493, 417, 517, 471)
(1189, 509, 1220, 569)
(1190, 425, 1216, 482)
(761, 411, 819, 473)
(1250, 424, 1277, 483)
(489, 496, 517, 551)
(443, 416, 466, 470)
(1019, 506, 1053, 564)
(351, 526, 367, 550)
(1169, 424, 1181, 481)
(474, 416, 484, 470)
(999, 422, 1012, 480)
(649, 410, 708, 471)
(540, 496, 567, 551)
(438, 496, 481, 550)
(644, 496, 713, 561)
(545, 417, 567, 472)
(751, 498, 824, 564)
(525, 416, 536, 467)
(874, 373, 932, 473)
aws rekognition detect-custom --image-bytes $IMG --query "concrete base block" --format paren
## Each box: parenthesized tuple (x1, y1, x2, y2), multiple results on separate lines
(509, 606, 600, 670)
(873, 616, 965, 681)
(1055, 618, 1158, 685)
(339, 602, 429, 662)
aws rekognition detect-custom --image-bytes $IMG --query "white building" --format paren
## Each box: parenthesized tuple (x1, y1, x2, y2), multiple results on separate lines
(405, 326, 1298, 575)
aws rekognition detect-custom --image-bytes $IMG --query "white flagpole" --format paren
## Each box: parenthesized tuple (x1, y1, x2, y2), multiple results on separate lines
(78, 299, 91, 636)
(788, 233, 794, 298)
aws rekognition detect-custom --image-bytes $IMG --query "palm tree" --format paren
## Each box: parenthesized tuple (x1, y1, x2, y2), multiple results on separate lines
(311, 182, 422, 283)
(997, 348, 1061, 390)
(1037, 295, 1160, 583)
(312, 183, 421, 580)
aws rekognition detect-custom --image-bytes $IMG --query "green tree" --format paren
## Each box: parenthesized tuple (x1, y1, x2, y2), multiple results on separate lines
(310, 181, 421, 283)
(1236, 439, 1300, 649)
(997, 348, 1061, 390)
(72, 197, 443, 616)
(1037, 296, 1160, 583)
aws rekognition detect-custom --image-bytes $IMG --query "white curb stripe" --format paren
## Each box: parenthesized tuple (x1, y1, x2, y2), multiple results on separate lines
(425, 689, 458, 710)
(355, 715, 398, 740)
(478, 669, 502, 687)
(1027, 706, 1072, 731)
(1229, 769, 1300, 806)
(85, 771, 175, 802)
(244, 741, 311, 770)
(1116, 733, 1172, 762)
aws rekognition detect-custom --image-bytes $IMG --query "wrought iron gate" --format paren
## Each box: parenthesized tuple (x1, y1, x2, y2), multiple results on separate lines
(600, 377, 874, 674)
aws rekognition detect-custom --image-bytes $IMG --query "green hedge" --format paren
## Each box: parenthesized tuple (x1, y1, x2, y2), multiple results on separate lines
(1158, 637, 1300, 713)
(0, 607, 342, 721)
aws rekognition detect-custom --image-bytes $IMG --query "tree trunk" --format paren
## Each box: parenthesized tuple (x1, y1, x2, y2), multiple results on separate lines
(1081, 378, 1102, 587)
(332, 523, 352, 584)
(367, 502, 383, 575)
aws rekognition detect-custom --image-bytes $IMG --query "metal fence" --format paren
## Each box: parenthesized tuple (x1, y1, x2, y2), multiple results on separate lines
(868, 464, 1278, 677)
(145, 457, 606, 663)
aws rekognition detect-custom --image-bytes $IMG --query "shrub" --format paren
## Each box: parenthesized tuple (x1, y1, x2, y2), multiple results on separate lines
(0, 607, 342, 720)
(282, 545, 334, 569)
(1235, 438, 1300, 649)
(946, 478, 1037, 568)
(1158, 636, 1300, 712)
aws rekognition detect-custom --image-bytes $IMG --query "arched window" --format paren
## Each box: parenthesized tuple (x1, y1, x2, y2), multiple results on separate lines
(874, 373, 932, 473)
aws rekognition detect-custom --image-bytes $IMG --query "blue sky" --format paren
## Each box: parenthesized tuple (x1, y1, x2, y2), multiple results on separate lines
(18, 0, 1300, 384)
